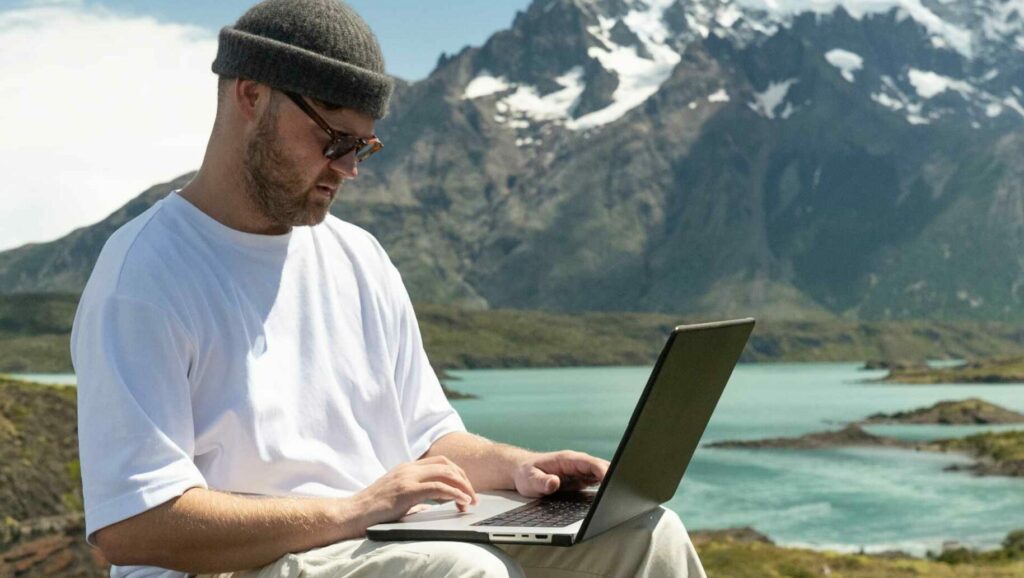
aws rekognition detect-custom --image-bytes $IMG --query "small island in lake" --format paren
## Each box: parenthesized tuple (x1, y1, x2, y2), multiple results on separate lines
(862, 398, 1024, 425)
(707, 399, 1024, 479)
(707, 424, 913, 450)
(924, 431, 1024, 478)
(862, 359, 930, 372)
(878, 357, 1024, 384)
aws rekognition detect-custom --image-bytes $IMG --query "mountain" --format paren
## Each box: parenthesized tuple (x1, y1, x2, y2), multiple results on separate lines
(4, 0, 1024, 320)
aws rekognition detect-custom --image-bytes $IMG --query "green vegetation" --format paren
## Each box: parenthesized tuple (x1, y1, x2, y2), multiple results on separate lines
(930, 530, 1024, 565)
(419, 306, 1024, 369)
(0, 377, 81, 522)
(695, 537, 1024, 578)
(929, 430, 1024, 476)
(0, 293, 77, 335)
(416, 305, 678, 369)
(7, 294, 1024, 373)
(0, 293, 76, 372)
(884, 357, 1024, 384)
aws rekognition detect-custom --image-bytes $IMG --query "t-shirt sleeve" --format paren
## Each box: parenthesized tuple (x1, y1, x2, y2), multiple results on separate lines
(71, 294, 207, 545)
(385, 264, 467, 459)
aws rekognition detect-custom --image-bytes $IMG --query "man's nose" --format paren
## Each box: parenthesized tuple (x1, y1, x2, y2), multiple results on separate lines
(329, 151, 358, 178)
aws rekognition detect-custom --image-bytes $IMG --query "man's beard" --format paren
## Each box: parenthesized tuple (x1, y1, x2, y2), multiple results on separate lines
(243, 107, 335, 228)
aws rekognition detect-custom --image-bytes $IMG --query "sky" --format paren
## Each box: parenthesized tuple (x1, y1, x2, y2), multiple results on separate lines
(0, 0, 531, 252)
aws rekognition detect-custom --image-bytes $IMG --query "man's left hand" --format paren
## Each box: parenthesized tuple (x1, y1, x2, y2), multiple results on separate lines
(513, 450, 610, 498)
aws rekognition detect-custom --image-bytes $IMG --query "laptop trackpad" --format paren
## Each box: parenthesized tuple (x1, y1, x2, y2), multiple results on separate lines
(396, 491, 534, 525)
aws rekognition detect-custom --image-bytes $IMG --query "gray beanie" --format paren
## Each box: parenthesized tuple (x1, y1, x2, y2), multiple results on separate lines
(212, 0, 393, 119)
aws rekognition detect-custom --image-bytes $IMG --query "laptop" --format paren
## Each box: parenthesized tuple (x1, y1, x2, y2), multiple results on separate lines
(367, 318, 755, 546)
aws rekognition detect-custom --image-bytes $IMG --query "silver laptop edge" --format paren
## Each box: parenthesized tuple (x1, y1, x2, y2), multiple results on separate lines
(367, 318, 755, 546)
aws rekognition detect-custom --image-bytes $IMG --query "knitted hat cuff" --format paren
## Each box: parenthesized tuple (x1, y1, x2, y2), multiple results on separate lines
(212, 26, 393, 119)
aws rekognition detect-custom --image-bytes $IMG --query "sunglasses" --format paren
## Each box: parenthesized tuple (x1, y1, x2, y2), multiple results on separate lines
(281, 90, 383, 163)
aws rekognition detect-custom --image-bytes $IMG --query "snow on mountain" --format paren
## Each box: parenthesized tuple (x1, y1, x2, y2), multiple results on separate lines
(749, 78, 798, 119)
(463, 72, 511, 99)
(573, 0, 681, 129)
(458, 0, 1024, 133)
(731, 0, 975, 56)
(708, 88, 731, 102)
(824, 49, 863, 83)
(908, 68, 975, 99)
(463, 0, 681, 131)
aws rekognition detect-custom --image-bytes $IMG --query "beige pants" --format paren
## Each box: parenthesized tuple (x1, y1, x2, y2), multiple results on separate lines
(199, 508, 706, 578)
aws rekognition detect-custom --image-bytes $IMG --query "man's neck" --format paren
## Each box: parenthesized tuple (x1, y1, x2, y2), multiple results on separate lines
(179, 167, 290, 236)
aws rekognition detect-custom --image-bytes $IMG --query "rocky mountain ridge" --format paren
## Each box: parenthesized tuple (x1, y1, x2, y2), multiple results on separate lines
(4, 0, 1024, 320)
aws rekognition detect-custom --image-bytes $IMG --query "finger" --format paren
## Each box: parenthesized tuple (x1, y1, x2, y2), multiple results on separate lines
(421, 475, 476, 508)
(411, 467, 476, 507)
(411, 457, 478, 504)
(412, 464, 478, 505)
(524, 466, 560, 497)
(415, 464, 476, 496)
(551, 451, 608, 479)
(404, 503, 433, 517)
(415, 481, 474, 510)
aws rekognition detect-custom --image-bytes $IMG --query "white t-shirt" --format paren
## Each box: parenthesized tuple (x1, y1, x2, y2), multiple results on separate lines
(71, 191, 465, 578)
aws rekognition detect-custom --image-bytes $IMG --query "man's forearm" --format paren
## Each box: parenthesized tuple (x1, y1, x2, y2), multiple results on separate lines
(97, 487, 366, 574)
(423, 432, 533, 491)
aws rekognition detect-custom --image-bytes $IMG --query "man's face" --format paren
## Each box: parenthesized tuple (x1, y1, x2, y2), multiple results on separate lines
(242, 90, 375, 228)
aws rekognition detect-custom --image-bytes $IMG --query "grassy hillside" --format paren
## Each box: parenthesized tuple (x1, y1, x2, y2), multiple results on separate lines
(418, 306, 1024, 369)
(5, 294, 1024, 373)
(0, 378, 81, 527)
(696, 538, 1024, 578)
(0, 293, 76, 373)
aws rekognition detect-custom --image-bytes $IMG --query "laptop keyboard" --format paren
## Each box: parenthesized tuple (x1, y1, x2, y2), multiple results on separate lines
(471, 492, 595, 528)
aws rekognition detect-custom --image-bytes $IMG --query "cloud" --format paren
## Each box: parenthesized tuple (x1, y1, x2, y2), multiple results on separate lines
(0, 4, 217, 251)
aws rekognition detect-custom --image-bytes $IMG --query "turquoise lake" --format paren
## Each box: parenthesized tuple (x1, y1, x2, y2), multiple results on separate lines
(16, 363, 1024, 555)
(443, 363, 1024, 556)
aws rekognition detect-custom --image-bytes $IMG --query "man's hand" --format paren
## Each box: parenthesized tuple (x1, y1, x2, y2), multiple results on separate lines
(353, 456, 479, 526)
(513, 450, 610, 498)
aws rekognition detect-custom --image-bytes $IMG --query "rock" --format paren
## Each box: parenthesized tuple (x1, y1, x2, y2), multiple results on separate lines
(0, 514, 108, 578)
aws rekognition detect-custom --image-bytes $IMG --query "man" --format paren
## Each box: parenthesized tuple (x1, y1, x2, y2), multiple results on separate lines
(71, 1, 708, 577)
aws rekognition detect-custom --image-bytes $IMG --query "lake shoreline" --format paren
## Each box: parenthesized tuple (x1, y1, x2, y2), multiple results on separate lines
(708, 399, 1024, 479)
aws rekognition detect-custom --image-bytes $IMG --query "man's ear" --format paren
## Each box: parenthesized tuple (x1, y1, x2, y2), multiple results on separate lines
(232, 79, 267, 124)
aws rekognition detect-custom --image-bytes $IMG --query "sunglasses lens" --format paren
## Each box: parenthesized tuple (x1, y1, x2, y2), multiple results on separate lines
(324, 137, 382, 162)
(355, 141, 383, 163)
(324, 137, 358, 160)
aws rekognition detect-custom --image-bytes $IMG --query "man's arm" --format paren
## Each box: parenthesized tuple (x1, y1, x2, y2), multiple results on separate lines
(96, 456, 477, 574)
(423, 432, 610, 498)
(95, 488, 363, 574)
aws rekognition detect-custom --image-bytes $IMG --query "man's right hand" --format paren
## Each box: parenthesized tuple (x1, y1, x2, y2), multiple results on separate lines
(353, 455, 478, 527)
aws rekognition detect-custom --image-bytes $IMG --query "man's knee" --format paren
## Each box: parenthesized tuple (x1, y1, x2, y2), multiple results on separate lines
(647, 507, 699, 549)
(415, 541, 525, 578)
(623, 506, 685, 536)
(652, 506, 687, 535)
